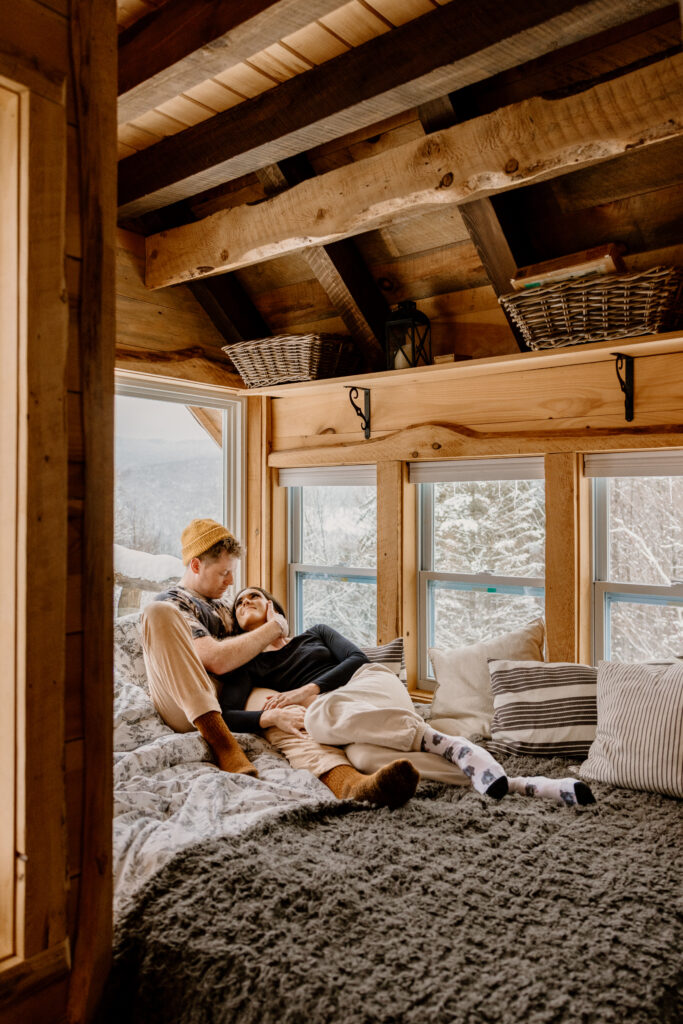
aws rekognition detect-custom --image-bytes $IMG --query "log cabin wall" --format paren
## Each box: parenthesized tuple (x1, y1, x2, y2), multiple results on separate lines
(0, 1, 115, 1022)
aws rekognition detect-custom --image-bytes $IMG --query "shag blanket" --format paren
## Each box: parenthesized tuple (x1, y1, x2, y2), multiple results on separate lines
(107, 756, 682, 1024)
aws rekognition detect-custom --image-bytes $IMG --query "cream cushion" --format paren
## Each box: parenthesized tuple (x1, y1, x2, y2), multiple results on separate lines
(428, 618, 545, 738)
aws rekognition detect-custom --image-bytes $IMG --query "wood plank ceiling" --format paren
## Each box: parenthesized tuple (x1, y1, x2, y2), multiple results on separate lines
(115, 0, 683, 384)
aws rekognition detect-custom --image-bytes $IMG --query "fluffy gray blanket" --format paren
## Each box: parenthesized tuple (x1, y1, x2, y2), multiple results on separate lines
(107, 758, 682, 1024)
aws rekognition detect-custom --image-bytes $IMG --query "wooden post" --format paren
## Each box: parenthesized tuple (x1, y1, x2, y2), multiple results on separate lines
(544, 453, 592, 663)
(376, 462, 403, 645)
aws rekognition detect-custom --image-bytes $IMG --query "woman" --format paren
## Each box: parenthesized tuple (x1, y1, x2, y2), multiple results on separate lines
(223, 587, 595, 810)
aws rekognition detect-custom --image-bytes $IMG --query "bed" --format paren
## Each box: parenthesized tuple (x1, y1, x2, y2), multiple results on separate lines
(108, 613, 683, 1024)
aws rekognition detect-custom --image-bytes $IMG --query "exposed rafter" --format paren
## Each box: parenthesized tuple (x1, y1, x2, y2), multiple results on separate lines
(256, 160, 388, 369)
(144, 53, 683, 289)
(417, 95, 529, 352)
(118, 0, 345, 122)
(117, 0, 663, 216)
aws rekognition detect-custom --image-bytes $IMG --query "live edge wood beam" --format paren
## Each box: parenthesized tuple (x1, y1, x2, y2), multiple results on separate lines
(118, 0, 345, 123)
(118, 0, 663, 216)
(145, 53, 683, 289)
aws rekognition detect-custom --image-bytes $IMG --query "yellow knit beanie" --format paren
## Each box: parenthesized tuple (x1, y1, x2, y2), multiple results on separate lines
(181, 518, 234, 564)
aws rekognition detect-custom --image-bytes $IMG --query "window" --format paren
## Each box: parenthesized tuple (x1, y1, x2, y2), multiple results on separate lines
(587, 452, 683, 661)
(413, 458, 546, 686)
(282, 467, 377, 647)
(115, 375, 244, 617)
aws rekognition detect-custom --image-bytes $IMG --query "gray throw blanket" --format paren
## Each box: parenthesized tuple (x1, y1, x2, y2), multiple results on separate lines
(107, 757, 682, 1024)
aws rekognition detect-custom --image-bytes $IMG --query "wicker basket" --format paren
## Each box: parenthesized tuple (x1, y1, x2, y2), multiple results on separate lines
(223, 334, 357, 387)
(499, 266, 683, 350)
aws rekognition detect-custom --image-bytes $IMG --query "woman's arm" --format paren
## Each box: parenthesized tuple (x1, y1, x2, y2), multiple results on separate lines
(194, 606, 287, 674)
(263, 624, 368, 709)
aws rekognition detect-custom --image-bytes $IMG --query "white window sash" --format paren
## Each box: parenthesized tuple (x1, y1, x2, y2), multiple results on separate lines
(278, 465, 377, 487)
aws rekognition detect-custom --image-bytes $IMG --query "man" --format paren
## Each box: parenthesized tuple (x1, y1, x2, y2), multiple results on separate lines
(141, 517, 289, 776)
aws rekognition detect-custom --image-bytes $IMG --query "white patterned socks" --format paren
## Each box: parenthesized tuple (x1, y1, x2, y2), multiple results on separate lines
(508, 775, 595, 807)
(421, 727, 508, 799)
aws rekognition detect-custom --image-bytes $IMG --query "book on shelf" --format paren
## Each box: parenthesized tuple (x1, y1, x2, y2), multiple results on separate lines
(511, 244, 626, 290)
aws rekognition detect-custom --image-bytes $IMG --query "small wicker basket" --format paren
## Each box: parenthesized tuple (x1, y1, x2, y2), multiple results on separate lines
(499, 266, 683, 350)
(223, 333, 357, 387)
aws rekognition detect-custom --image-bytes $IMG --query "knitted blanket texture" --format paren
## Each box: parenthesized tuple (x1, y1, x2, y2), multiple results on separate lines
(108, 757, 682, 1024)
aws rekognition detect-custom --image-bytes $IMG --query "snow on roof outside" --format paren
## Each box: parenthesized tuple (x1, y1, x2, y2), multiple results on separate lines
(114, 544, 183, 584)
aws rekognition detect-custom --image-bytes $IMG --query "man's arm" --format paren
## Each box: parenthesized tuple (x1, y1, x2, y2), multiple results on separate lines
(194, 609, 287, 674)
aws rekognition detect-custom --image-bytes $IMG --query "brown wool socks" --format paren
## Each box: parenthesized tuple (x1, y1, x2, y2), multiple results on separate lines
(320, 761, 419, 810)
(194, 710, 258, 777)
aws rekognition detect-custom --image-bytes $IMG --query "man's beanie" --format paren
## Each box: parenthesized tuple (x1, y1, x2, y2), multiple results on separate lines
(181, 518, 233, 565)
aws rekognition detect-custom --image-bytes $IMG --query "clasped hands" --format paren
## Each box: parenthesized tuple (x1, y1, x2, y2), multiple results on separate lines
(258, 682, 321, 737)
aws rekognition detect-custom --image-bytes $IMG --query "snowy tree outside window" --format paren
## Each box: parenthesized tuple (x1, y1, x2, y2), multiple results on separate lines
(425, 479, 546, 659)
(594, 474, 683, 661)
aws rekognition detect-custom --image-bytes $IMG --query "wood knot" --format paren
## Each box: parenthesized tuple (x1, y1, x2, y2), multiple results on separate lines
(438, 172, 454, 189)
(505, 158, 519, 174)
(220, 249, 229, 261)
(432, 442, 441, 450)
(411, 451, 419, 458)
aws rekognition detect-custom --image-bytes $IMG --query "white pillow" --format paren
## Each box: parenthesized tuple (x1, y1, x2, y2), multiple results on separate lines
(428, 618, 545, 738)
(579, 661, 683, 797)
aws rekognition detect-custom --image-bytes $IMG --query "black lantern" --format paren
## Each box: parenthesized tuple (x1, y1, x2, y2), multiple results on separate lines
(385, 300, 432, 370)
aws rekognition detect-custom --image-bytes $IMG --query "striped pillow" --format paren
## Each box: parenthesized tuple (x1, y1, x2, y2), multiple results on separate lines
(488, 660, 597, 758)
(361, 637, 406, 684)
(579, 661, 683, 797)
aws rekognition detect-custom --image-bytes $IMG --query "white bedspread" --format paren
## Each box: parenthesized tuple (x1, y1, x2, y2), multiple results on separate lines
(113, 615, 331, 919)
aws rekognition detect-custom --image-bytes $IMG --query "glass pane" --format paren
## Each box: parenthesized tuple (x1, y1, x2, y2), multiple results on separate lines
(606, 594, 683, 661)
(607, 477, 683, 585)
(301, 485, 377, 567)
(298, 573, 377, 647)
(115, 396, 224, 617)
(429, 581, 545, 653)
(433, 480, 545, 577)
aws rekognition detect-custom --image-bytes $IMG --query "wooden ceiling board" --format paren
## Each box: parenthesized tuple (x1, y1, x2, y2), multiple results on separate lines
(155, 94, 216, 127)
(249, 43, 314, 80)
(213, 62, 277, 99)
(182, 80, 245, 114)
(367, 0, 440, 26)
(318, 1, 392, 45)
(280, 21, 350, 62)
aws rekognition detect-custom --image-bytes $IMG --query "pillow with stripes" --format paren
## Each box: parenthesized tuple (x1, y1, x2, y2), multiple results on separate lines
(579, 661, 683, 798)
(488, 660, 597, 759)
(360, 637, 406, 684)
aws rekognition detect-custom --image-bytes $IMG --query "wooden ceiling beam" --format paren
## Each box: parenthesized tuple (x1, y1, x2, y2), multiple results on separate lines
(256, 160, 388, 369)
(418, 96, 529, 352)
(144, 53, 683, 289)
(118, 0, 344, 123)
(118, 0, 664, 216)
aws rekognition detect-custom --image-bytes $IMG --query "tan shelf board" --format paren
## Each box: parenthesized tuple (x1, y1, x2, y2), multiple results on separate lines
(243, 332, 683, 397)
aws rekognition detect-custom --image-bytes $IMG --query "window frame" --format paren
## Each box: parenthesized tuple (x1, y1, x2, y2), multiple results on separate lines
(285, 468, 378, 639)
(415, 459, 547, 688)
(114, 371, 246, 589)
(591, 470, 683, 661)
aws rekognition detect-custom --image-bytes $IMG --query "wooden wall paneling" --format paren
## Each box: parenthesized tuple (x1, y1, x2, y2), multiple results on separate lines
(0, 954, 70, 1024)
(18, 85, 70, 967)
(401, 464, 419, 691)
(119, 0, 661, 215)
(65, 0, 117, 1020)
(268, 345, 683, 454)
(376, 462, 403, 644)
(144, 52, 683, 287)
(544, 453, 592, 663)
(0, 83, 20, 964)
(270, 476, 288, 613)
(246, 396, 271, 587)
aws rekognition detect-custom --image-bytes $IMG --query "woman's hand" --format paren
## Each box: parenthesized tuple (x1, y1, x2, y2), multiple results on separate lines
(259, 705, 307, 736)
(265, 600, 288, 637)
(262, 683, 320, 711)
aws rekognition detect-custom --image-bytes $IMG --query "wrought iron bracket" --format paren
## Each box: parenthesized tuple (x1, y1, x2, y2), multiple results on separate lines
(345, 386, 371, 439)
(612, 352, 635, 422)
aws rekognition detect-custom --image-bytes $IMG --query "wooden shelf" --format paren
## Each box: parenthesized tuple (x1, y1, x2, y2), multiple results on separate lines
(243, 331, 683, 397)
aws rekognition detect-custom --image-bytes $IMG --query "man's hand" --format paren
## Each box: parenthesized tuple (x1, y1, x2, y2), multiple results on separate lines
(262, 683, 320, 711)
(266, 600, 288, 638)
(259, 705, 307, 736)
